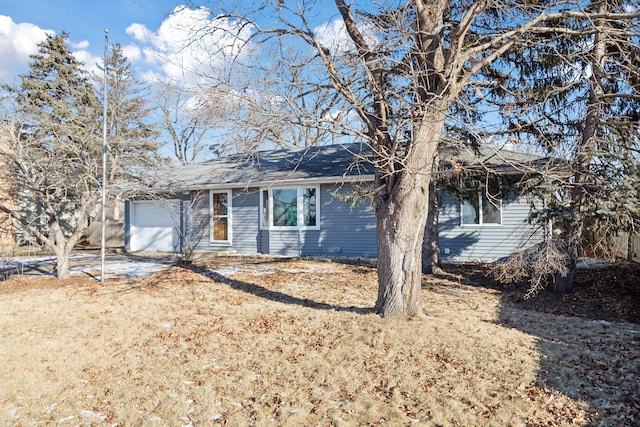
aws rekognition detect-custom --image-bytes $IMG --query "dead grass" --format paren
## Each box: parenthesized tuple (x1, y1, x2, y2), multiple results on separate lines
(0, 258, 638, 426)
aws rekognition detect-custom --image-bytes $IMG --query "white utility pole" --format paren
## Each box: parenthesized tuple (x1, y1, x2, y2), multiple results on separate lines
(100, 28, 108, 283)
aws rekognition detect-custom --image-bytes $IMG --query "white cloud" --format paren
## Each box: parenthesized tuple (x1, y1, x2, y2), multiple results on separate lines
(126, 5, 254, 87)
(314, 18, 378, 56)
(122, 44, 142, 62)
(72, 39, 90, 50)
(126, 23, 151, 44)
(0, 15, 104, 82)
(0, 15, 52, 81)
(72, 47, 103, 78)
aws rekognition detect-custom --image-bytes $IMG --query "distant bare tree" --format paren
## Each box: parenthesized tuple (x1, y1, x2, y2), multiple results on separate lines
(156, 81, 214, 165)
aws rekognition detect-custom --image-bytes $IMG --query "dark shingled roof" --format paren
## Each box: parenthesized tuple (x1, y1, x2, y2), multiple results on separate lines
(150, 142, 554, 193)
(153, 143, 374, 192)
(443, 145, 558, 175)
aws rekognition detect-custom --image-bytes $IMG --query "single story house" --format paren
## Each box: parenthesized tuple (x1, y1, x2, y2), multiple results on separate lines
(124, 143, 550, 262)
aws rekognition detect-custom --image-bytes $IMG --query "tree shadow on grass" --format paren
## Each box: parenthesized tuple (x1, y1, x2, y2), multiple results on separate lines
(183, 262, 375, 315)
(498, 303, 640, 424)
(449, 263, 640, 425)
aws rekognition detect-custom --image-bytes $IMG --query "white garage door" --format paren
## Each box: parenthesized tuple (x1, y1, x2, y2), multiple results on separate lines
(130, 200, 180, 252)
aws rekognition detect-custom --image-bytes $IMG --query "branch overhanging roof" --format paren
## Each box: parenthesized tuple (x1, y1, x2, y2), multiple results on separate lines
(147, 142, 559, 193)
(151, 143, 375, 193)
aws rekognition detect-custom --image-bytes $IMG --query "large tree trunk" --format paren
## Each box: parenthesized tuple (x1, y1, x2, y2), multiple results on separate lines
(422, 155, 443, 275)
(54, 246, 72, 280)
(554, 3, 606, 294)
(374, 119, 443, 317)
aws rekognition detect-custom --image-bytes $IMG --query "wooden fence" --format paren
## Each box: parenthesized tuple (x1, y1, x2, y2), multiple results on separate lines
(586, 231, 640, 263)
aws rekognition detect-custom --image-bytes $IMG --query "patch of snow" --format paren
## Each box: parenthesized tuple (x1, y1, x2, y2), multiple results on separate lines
(73, 259, 169, 279)
(1, 253, 171, 279)
(159, 321, 175, 328)
(8, 408, 19, 419)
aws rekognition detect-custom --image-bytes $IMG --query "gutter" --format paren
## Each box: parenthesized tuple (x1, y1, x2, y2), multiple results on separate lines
(151, 174, 376, 194)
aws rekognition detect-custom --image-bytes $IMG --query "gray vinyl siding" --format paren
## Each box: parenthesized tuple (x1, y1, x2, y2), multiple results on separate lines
(241, 183, 377, 257)
(438, 191, 543, 262)
(230, 190, 260, 253)
(258, 229, 269, 254)
(123, 200, 131, 250)
(267, 229, 300, 256)
(191, 193, 212, 251)
(318, 184, 377, 257)
(192, 189, 260, 253)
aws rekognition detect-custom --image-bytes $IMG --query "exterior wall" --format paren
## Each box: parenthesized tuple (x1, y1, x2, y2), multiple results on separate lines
(192, 189, 261, 253)
(123, 201, 130, 250)
(318, 184, 377, 257)
(438, 191, 544, 262)
(262, 184, 376, 257)
(127, 183, 540, 261)
(189, 184, 377, 257)
(228, 190, 260, 253)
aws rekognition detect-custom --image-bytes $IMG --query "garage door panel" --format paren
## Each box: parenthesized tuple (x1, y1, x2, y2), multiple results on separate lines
(130, 200, 180, 252)
(131, 226, 178, 252)
(132, 202, 179, 227)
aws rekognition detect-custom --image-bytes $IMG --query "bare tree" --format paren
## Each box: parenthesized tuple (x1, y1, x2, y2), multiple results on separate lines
(175, 192, 209, 263)
(196, 1, 639, 316)
(156, 81, 214, 165)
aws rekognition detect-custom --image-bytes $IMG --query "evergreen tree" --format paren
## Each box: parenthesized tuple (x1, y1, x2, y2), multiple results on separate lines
(98, 42, 162, 184)
(0, 32, 102, 279)
(495, 0, 640, 293)
(95, 42, 163, 221)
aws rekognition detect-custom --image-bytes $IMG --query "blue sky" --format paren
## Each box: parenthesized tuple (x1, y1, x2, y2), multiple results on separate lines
(1, 0, 344, 86)
(0, 0, 228, 84)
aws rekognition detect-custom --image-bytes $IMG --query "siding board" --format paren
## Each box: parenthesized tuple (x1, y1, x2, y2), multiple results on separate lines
(319, 184, 377, 257)
(438, 191, 543, 262)
(231, 190, 260, 253)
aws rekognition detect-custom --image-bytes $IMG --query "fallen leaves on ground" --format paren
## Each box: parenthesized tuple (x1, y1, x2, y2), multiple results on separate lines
(0, 257, 637, 426)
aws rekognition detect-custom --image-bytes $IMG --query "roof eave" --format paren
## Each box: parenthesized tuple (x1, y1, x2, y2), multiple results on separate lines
(151, 173, 376, 194)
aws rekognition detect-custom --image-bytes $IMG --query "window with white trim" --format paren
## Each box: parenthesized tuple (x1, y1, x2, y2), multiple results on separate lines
(210, 190, 232, 242)
(261, 186, 319, 229)
(461, 178, 502, 225)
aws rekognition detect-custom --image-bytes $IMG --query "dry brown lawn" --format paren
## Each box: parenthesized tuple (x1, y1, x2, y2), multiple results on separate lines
(0, 257, 638, 426)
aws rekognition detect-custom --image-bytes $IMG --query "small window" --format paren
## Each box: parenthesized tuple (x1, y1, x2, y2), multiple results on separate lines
(273, 188, 298, 227)
(261, 186, 320, 230)
(210, 190, 232, 242)
(461, 178, 502, 225)
(262, 190, 269, 227)
(303, 187, 317, 227)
